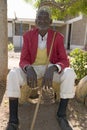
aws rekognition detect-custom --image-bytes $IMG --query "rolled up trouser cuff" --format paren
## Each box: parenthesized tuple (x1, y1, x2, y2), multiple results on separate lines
(6, 91, 21, 98)
(60, 92, 75, 99)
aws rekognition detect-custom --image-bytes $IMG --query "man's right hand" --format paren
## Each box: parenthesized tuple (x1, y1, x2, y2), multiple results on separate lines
(26, 66, 37, 88)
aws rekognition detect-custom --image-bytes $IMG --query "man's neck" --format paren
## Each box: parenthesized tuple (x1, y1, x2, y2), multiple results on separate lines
(39, 29, 48, 37)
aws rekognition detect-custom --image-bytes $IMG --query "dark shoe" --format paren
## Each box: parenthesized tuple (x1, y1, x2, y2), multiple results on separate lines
(57, 116, 73, 130)
(6, 123, 19, 130)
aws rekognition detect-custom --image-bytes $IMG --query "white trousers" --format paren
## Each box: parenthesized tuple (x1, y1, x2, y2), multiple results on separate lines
(6, 65, 76, 99)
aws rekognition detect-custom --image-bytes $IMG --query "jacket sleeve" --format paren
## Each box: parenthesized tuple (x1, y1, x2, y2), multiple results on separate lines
(50, 32, 69, 72)
(19, 32, 31, 69)
(56, 33, 69, 71)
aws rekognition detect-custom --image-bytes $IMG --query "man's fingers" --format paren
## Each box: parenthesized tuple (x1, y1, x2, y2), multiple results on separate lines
(27, 77, 37, 88)
(48, 78, 52, 88)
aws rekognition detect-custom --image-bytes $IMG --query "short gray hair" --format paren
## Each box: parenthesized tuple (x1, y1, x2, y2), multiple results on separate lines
(36, 6, 51, 18)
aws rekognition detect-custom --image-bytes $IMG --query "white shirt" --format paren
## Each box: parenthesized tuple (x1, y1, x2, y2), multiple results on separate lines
(38, 33, 61, 72)
(38, 33, 48, 49)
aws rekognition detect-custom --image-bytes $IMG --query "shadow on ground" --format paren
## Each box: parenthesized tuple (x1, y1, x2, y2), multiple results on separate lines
(0, 94, 87, 130)
(68, 99, 87, 130)
(18, 98, 87, 130)
(19, 102, 61, 130)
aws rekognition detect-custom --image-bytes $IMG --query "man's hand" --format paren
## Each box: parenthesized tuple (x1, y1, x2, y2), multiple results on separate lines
(42, 65, 58, 88)
(26, 66, 37, 88)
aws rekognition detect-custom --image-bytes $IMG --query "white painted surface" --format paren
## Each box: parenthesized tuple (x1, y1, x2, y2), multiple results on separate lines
(8, 23, 12, 37)
(13, 36, 23, 48)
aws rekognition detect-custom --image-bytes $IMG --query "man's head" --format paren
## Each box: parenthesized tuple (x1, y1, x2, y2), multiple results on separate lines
(35, 6, 52, 31)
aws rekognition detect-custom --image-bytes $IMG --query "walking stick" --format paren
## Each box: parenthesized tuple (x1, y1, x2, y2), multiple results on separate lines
(30, 32, 56, 130)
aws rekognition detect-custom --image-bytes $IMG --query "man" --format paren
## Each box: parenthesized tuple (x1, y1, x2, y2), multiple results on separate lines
(6, 6, 76, 130)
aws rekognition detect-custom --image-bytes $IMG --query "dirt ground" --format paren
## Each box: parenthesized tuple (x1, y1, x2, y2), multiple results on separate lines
(0, 51, 87, 130)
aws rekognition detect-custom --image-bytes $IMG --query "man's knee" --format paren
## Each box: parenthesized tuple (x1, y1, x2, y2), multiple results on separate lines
(63, 67, 76, 79)
(61, 68, 76, 81)
(7, 68, 18, 81)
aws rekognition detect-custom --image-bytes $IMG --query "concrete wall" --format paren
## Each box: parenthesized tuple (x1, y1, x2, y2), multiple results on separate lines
(71, 16, 87, 46)
(58, 25, 67, 45)
(13, 36, 23, 51)
(8, 22, 13, 37)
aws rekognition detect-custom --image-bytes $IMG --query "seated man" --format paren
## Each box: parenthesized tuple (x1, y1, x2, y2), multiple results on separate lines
(6, 6, 76, 130)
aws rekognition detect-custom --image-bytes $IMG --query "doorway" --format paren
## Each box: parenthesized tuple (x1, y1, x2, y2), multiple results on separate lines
(67, 24, 72, 49)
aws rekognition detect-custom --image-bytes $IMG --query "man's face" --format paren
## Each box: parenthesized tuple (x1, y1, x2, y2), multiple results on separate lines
(35, 10, 52, 31)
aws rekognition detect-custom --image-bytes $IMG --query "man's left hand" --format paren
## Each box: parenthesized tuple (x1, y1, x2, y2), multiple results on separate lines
(42, 65, 58, 88)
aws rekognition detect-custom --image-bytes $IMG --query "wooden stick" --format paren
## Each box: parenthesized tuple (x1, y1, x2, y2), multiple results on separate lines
(30, 32, 56, 130)
(30, 88, 42, 130)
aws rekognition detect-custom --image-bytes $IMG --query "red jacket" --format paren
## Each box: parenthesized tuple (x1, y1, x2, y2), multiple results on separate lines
(19, 28, 69, 71)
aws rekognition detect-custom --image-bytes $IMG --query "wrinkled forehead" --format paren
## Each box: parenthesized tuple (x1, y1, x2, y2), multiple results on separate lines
(36, 6, 51, 18)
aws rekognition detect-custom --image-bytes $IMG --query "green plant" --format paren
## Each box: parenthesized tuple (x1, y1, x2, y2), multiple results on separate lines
(70, 48, 87, 81)
(8, 43, 14, 51)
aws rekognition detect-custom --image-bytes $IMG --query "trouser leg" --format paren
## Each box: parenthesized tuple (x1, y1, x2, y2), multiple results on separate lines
(6, 67, 26, 127)
(59, 68, 76, 99)
(55, 68, 76, 130)
(6, 67, 26, 98)
(56, 68, 76, 116)
(9, 98, 19, 124)
(57, 98, 69, 117)
(57, 98, 73, 130)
